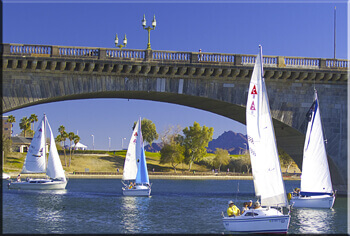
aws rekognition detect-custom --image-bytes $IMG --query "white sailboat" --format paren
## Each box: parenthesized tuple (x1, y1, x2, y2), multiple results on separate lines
(289, 90, 336, 208)
(8, 114, 67, 190)
(122, 117, 151, 196)
(222, 46, 290, 233)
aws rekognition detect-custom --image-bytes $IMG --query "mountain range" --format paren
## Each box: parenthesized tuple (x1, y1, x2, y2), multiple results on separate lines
(145, 131, 248, 155)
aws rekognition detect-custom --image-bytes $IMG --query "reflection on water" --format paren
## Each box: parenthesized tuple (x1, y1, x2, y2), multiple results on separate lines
(34, 191, 66, 233)
(3, 179, 347, 234)
(288, 195, 347, 234)
(120, 196, 151, 233)
(291, 208, 334, 234)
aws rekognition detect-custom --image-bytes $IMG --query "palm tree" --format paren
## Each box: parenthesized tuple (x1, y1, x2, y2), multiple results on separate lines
(19, 116, 31, 137)
(29, 114, 38, 131)
(68, 132, 75, 167)
(7, 115, 16, 137)
(58, 125, 68, 166)
(7, 115, 16, 124)
(71, 134, 80, 162)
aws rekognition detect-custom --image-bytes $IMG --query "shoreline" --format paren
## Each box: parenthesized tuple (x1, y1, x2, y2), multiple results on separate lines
(4, 172, 300, 181)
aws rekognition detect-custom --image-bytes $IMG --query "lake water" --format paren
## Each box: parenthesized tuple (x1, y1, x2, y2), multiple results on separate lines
(2, 179, 348, 234)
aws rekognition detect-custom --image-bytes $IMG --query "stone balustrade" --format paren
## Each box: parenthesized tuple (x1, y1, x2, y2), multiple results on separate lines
(2, 43, 348, 70)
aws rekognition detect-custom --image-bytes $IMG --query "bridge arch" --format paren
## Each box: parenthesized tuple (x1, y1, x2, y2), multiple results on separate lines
(2, 43, 347, 193)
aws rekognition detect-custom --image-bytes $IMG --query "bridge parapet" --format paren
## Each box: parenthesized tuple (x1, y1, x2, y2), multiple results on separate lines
(3, 43, 348, 70)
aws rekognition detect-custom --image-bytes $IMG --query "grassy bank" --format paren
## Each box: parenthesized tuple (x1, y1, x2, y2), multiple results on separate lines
(2, 151, 301, 178)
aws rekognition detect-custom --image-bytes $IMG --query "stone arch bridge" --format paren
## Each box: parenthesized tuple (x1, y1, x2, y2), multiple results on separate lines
(2, 43, 348, 194)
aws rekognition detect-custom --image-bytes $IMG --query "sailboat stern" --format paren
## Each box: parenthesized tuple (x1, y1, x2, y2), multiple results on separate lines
(290, 194, 335, 208)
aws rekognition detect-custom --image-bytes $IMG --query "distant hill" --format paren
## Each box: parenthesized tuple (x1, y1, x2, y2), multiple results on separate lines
(144, 142, 162, 152)
(207, 131, 248, 155)
(145, 131, 248, 155)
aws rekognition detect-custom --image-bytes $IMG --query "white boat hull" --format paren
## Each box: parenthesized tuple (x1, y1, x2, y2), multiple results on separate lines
(222, 208, 290, 233)
(122, 185, 151, 196)
(8, 179, 67, 190)
(2, 173, 11, 179)
(290, 194, 335, 209)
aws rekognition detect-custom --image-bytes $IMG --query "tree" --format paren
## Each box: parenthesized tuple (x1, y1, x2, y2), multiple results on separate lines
(278, 148, 294, 173)
(159, 125, 184, 173)
(72, 134, 80, 156)
(55, 135, 63, 150)
(159, 141, 185, 173)
(7, 115, 16, 124)
(213, 148, 230, 172)
(133, 118, 159, 145)
(182, 121, 214, 171)
(240, 153, 251, 174)
(159, 124, 182, 147)
(58, 125, 68, 166)
(19, 116, 31, 137)
(29, 114, 38, 131)
(68, 132, 75, 167)
(6, 115, 15, 138)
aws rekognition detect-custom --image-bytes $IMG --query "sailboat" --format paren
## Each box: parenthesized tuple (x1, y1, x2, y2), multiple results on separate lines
(289, 90, 336, 208)
(222, 46, 290, 233)
(8, 114, 67, 190)
(121, 117, 151, 196)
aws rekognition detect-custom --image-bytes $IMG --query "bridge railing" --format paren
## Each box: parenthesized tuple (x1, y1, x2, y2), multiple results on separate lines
(2, 43, 348, 70)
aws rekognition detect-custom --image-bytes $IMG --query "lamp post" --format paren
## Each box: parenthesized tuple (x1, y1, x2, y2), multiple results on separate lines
(121, 137, 126, 149)
(91, 134, 94, 150)
(108, 137, 111, 151)
(115, 33, 127, 49)
(142, 14, 156, 50)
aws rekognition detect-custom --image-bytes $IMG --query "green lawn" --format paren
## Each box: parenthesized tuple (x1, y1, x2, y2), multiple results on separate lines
(2, 151, 300, 174)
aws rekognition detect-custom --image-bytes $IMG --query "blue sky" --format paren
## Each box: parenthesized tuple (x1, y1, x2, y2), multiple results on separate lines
(3, 1, 348, 150)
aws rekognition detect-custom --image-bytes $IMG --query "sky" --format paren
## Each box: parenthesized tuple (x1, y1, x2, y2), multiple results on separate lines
(2, 0, 349, 150)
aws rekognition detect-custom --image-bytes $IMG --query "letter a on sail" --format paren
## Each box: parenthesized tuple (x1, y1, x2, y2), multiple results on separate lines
(251, 85, 258, 95)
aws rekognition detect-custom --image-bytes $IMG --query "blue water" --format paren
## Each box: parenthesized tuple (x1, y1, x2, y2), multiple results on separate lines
(2, 179, 348, 234)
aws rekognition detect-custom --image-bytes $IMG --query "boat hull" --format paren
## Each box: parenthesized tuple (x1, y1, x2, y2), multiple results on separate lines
(122, 185, 151, 196)
(8, 179, 67, 190)
(290, 195, 335, 208)
(222, 208, 290, 233)
(2, 173, 11, 179)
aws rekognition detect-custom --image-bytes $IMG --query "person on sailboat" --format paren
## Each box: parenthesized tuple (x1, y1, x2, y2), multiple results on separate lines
(16, 174, 21, 182)
(248, 200, 253, 209)
(241, 202, 249, 214)
(293, 187, 300, 195)
(253, 201, 261, 209)
(227, 201, 240, 217)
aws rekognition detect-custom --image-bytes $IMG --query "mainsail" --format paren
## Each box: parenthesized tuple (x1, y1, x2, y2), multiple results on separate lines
(122, 119, 139, 180)
(300, 91, 333, 195)
(246, 46, 288, 207)
(46, 118, 66, 181)
(21, 116, 46, 174)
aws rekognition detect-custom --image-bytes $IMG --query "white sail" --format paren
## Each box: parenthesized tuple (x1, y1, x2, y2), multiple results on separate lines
(300, 91, 333, 194)
(21, 117, 46, 173)
(122, 120, 139, 180)
(246, 46, 288, 207)
(46, 118, 66, 181)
